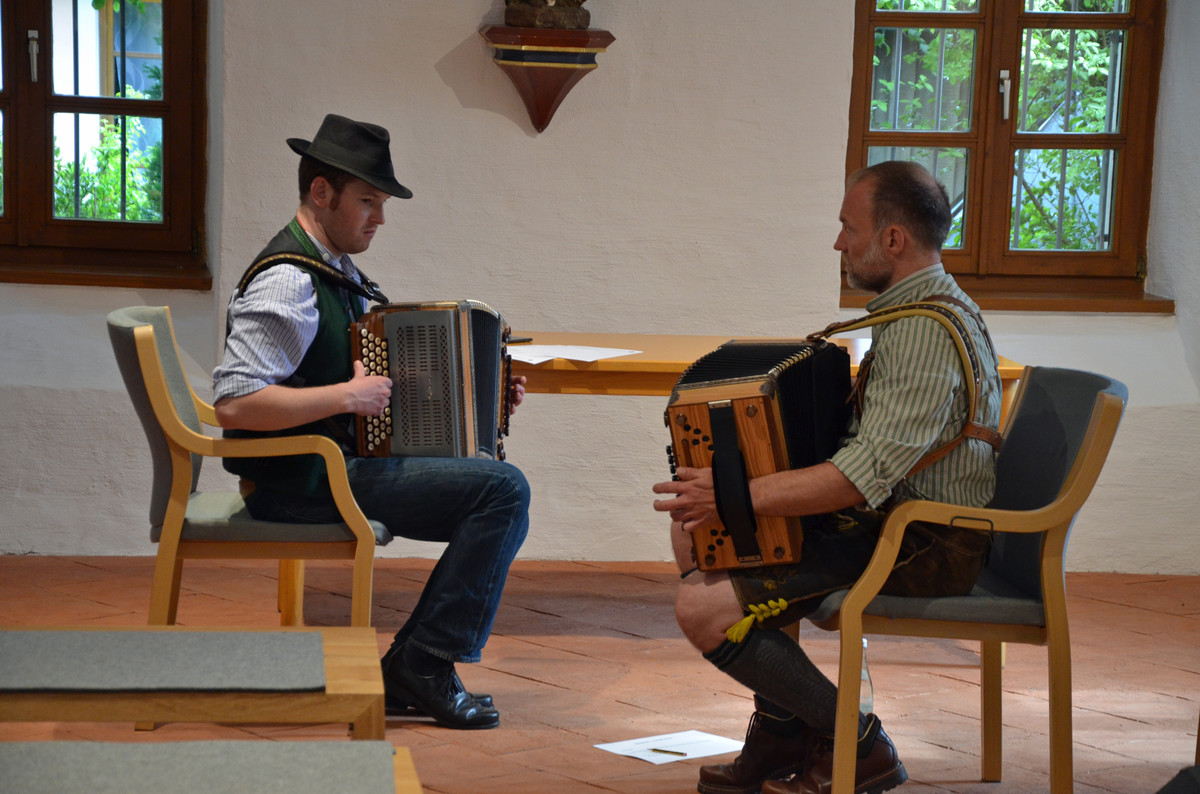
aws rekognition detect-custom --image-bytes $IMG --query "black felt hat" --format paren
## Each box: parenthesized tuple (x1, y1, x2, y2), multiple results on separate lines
(287, 114, 413, 199)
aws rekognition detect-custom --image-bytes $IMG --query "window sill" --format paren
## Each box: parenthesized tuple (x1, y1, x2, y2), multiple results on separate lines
(840, 288, 1175, 314)
(0, 251, 212, 291)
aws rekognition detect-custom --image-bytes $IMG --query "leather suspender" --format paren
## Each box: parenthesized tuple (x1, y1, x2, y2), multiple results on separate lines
(807, 299, 1002, 477)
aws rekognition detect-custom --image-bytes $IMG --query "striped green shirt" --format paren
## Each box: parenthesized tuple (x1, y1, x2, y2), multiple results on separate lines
(829, 264, 1001, 509)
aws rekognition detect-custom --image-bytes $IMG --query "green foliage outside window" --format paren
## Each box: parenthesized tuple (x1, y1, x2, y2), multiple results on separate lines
(54, 112, 163, 223)
(872, 30, 976, 133)
(876, 1, 978, 10)
(51, 1, 163, 223)
(870, 21, 1121, 251)
(1012, 148, 1113, 250)
(1011, 27, 1120, 250)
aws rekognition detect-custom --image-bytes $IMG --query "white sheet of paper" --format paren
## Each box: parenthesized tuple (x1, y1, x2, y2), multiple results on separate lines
(508, 344, 642, 365)
(594, 730, 743, 765)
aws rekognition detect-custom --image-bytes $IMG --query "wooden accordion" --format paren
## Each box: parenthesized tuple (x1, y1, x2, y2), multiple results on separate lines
(351, 300, 512, 460)
(665, 340, 852, 571)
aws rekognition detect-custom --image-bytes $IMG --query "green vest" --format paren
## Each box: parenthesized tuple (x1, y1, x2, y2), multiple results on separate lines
(222, 221, 365, 499)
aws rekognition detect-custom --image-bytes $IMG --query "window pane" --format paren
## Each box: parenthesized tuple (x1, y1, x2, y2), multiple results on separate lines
(1019, 28, 1124, 134)
(52, 0, 164, 100)
(1010, 148, 1116, 251)
(53, 112, 164, 222)
(1025, 0, 1129, 12)
(877, 0, 979, 10)
(868, 145, 969, 249)
(872, 28, 976, 132)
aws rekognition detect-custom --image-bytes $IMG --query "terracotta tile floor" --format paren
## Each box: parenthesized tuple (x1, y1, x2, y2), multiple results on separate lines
(0, 556, 1196, 793)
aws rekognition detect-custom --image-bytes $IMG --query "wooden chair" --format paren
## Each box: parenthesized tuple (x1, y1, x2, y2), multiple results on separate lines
(107, 305, 391, 627)
(807, 366, 1127, 794)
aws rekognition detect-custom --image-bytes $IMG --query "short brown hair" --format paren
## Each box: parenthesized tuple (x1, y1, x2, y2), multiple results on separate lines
(849, 161, 952, 252)
(298, 155, 354, 203)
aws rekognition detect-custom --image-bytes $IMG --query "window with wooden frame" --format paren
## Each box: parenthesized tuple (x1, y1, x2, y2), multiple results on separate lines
(0, 0, 209, 289)
(843, 0, 1169, 312)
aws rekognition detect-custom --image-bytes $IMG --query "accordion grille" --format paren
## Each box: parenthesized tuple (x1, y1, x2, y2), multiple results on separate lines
(395, 323, 458, 450)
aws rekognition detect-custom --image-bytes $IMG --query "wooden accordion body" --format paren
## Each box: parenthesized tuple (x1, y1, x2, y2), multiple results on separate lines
(666, 340, 852, 571)
(351, 300, 512, 460)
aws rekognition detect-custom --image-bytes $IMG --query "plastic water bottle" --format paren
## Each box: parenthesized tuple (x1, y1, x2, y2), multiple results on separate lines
(859, 637, 874, 714)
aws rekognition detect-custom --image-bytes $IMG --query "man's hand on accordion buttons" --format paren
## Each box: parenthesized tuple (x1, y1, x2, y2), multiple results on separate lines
(508, 375, 527, 413)
(347, 359, 393, 417)
(652, 467, 717, 532)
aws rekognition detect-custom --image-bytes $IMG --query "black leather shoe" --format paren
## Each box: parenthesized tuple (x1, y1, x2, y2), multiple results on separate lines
(385, 689, 494, 715)
(380, 645, 493, 715)
(761, 715, 907, 794)
(381, 648, 500, 730)
(697, 697, 816, 794)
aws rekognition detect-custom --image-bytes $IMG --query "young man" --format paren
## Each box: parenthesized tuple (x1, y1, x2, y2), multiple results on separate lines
(213, 114, 530, 730)
(653, 161, 1002, 793)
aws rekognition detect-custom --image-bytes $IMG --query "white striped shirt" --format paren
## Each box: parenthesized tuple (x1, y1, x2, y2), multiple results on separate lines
(829, 264, 1000, 509)
(212, 228, 365, 403)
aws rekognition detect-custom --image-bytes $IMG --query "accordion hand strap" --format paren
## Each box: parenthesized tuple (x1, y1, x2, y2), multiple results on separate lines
(709, 401, 762, 564)
(807, 300, 1002, 477)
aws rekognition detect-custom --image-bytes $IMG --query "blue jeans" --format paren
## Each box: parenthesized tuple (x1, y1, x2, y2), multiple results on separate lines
(245, 455, 530, 664)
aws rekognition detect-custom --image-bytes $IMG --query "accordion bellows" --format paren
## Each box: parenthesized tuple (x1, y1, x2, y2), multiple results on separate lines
(666, 340, 852, 571)
(352, 301, 511, 460)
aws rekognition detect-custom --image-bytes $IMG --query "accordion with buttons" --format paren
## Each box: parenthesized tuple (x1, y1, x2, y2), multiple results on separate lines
(665, 340, 852, 571)
(351, 300, 512, 460)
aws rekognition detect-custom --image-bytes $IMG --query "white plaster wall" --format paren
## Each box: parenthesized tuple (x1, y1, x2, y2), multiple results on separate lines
(0, 0, 1196, 574)
(1147, 0, 1200, 388)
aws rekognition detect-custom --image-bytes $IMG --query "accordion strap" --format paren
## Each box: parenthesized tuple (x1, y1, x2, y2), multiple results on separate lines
(236, 252, 390, 305)
(709, 401, 763, 565)
(807, 299, 1002, 477)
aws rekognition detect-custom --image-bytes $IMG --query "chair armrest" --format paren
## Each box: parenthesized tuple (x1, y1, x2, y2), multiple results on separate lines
(206, 436, 375, 547)
(836, 497, 1062, 624)
(194, 398, 219, 427)
(168, 424, 375, 548)
(886, 496, 1081, 539)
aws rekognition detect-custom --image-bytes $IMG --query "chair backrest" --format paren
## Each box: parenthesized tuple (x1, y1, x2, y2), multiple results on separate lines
(107, 306, 203, 531)
(985, 367, 1127, 598)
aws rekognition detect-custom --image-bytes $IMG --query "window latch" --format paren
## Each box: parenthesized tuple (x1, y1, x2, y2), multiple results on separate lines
(999, 69, 1011, 121)
(28, 30, 40, 83)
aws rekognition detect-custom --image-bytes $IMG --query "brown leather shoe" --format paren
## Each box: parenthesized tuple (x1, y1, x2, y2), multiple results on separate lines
(760, 715, 907, 794)
(697, 697, 816, 794)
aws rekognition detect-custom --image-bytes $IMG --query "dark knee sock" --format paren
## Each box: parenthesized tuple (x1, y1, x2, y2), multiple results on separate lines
(705, 630, 841, 736)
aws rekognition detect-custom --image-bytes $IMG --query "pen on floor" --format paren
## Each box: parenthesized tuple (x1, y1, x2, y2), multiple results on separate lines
(650, 748, 687, 756)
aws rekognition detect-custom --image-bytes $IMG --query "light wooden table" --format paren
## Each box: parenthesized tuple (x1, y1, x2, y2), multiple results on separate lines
(511, 331, 1024, 419)
(0, 626, 385, 741)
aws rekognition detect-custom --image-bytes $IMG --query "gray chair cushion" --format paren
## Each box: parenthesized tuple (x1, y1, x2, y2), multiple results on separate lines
(150, 491, 392, 546)
(108, 306, 202, 526)
(808, 567, 1046, 627)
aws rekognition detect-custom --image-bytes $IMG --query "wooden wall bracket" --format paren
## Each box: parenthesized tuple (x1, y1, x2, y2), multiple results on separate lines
(481, 25, 615, 133)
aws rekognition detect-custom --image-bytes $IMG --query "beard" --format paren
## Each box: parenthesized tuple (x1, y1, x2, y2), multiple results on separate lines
(843, 234, 892, 293)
